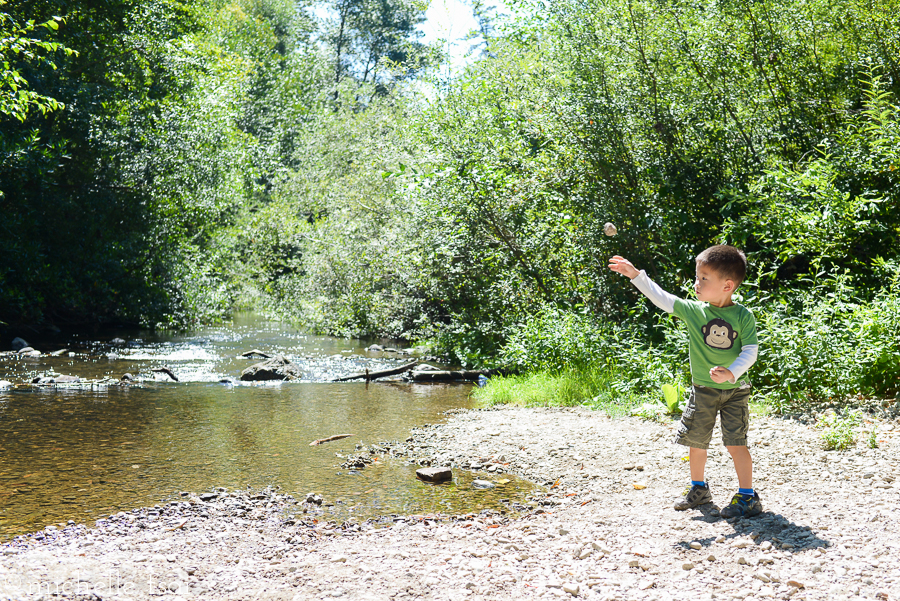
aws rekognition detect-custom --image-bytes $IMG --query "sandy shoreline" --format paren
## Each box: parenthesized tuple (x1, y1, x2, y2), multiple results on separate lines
(2, 406, 899, 600)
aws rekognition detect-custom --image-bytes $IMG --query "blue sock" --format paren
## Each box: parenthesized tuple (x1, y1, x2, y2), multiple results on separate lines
(738, 487, 754, 496)
(691, 480, 707, 488)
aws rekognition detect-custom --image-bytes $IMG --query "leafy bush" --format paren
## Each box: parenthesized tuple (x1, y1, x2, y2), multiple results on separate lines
(750, 278, 900, 410)
(662, 383, 686, 415)
(868, 427, 879, 450)
(724, 73, 900, 288)
(817, 410, 862, 451)
(478, 273, 900, 412)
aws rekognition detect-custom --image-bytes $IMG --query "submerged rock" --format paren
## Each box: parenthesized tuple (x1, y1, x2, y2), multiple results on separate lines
(240, 355, 303, 381)
(416, 467, 453, 483)
(472, 480, 496, 489)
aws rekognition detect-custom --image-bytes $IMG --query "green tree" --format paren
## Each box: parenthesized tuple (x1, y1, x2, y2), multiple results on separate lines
(318, 0, 431, 90)
(0, 2, 73, 123)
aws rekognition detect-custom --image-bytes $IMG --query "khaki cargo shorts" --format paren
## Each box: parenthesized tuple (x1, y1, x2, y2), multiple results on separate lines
(674, 383, 752, 449)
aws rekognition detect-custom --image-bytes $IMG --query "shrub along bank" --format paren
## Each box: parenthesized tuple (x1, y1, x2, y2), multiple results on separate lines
(475, 277, 900, 414)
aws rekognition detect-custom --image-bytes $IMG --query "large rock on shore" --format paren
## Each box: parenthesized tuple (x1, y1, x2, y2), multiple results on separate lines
(240, 355, 303, 381)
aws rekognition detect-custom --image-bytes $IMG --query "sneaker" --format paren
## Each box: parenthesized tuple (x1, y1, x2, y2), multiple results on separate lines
(674, 484, 712, 511)
(720, 492, 763, 518)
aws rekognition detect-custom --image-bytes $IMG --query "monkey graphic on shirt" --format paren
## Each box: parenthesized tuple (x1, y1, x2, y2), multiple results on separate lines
(701, 318, 738, 350)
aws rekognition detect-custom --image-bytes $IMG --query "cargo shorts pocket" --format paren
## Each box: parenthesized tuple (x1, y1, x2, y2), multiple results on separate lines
(721, 387, 751, 446)
(675, 388, 698, 438)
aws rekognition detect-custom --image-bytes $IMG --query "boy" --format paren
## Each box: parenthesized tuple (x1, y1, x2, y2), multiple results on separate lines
(609, 245, 761, 518)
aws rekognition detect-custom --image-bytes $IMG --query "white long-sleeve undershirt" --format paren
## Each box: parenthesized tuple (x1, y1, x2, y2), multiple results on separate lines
(630, 270, 758, 383)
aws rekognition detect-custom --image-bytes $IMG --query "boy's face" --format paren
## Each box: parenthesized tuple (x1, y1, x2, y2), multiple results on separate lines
(694, 263, 735, 305)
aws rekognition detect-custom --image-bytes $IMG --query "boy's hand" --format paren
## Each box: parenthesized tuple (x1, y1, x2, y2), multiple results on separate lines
(709, 366, 734, 384)
(609, 255, 640, 279)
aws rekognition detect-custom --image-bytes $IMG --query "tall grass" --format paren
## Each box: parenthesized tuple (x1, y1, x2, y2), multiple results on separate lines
(474, 364, 646, 417)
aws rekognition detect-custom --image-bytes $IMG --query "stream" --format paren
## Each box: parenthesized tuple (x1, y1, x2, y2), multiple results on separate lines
(0, 314, 539, 539)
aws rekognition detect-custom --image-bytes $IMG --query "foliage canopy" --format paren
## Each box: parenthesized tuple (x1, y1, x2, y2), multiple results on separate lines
(2, 0, 898, 408)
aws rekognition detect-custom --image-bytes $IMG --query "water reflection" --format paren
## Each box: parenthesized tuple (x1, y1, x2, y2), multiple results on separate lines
(0, 322, 541, 538)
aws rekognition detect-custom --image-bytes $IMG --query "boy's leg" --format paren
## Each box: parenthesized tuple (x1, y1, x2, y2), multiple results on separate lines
(720, 387, 762, 518)
(725, 445, 752, 489)
(673, 385, 717, 510)
(689, 447, 708, 483)
(719, 386, 752, 486)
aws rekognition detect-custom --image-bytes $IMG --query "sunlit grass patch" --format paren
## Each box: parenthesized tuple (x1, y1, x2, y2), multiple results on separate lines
(473, 365, 642, 416)
(749, 400, 771, 417)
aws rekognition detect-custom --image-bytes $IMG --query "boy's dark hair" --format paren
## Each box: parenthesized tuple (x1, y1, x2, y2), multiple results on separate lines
(696, 245, 747, 285)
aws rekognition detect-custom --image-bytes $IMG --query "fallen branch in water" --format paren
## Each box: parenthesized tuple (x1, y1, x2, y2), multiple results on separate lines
(332, 360, 419, 382)
(151, 367, 179, 382)
(309, 434, 353, 446)
(408, 369, 492, 382)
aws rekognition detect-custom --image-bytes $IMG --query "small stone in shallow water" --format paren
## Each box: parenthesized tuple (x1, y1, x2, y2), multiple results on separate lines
(416, 467, 452, 482)
(472, 480, 495, 489)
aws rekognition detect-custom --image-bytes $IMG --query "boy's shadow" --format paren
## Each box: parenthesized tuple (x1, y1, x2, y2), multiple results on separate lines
(674, 503, 831, 554)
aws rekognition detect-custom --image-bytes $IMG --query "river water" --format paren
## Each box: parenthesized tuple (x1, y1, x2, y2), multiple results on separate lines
(0, 315, 539, 539)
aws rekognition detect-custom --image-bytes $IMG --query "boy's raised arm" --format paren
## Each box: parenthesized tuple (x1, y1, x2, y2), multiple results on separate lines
(609, 255, 678, 314)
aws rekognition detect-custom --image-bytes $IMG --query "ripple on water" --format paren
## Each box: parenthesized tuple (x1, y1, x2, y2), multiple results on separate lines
(0, 318, 541, 538)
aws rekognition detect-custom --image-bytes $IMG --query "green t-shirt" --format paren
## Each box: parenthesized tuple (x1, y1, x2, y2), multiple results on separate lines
(673, 299, 758, 389)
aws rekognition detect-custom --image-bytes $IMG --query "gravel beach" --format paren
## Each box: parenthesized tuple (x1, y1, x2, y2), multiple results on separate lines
(2, 405, 899, 601)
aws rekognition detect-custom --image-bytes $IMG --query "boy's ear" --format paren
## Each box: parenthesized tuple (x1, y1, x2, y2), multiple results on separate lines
(724, 279, 736, 292)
